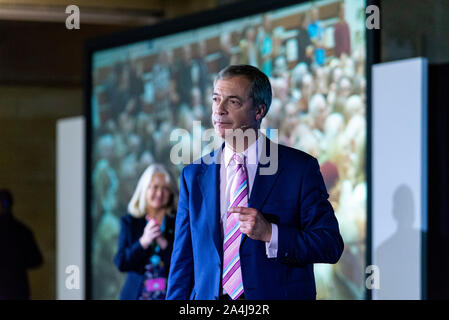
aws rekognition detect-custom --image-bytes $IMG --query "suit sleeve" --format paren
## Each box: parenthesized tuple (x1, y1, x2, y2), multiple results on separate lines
(277, 157, 344, 266)
(114, 216, 152, 272)
(166, 168, 194, 300)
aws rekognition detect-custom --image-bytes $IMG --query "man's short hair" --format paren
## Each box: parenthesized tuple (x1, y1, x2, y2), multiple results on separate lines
(215, 64, 272, 118)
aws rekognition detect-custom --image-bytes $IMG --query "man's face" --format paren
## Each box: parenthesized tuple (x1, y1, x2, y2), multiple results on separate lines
(211, 76, 258, 139)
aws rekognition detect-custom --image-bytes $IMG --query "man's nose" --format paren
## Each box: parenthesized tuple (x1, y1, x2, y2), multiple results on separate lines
(214, 100, 227, 115)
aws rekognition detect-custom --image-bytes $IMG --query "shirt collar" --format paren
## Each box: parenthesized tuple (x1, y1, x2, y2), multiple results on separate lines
(223, 133, 264, 168)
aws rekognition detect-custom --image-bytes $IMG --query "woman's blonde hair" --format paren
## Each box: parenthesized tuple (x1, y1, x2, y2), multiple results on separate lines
(127, 163, 177, 218)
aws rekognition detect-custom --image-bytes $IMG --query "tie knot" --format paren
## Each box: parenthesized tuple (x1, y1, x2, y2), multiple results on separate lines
(232, 153, 244, 165)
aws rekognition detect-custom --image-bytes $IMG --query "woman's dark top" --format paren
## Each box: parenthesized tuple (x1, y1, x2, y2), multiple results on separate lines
(114, 213, 175, 300)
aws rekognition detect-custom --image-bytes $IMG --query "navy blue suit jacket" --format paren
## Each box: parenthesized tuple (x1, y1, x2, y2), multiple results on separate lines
(114, 214, 175, 300)
(166, 136, 343, 300)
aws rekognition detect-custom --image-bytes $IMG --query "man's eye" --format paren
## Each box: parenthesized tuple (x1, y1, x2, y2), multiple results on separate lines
(230, 100, 240, 105)
(212, 97, 219, 102)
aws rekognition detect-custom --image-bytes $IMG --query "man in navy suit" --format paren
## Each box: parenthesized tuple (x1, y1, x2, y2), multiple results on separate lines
(166, 65, 343, 300)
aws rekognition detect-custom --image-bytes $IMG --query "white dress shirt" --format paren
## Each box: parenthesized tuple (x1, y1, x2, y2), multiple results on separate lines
(219, 134, 278, 259)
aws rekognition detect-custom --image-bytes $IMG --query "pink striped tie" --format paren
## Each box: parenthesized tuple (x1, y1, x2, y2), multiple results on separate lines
(222, 153, 247, 300)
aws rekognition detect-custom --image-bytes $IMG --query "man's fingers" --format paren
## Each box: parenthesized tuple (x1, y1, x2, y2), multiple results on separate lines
(229, 206, 256, 215)
(239, 224, 249, 234)
(241, 219, 255, 228)
(239, 215, 256, 224)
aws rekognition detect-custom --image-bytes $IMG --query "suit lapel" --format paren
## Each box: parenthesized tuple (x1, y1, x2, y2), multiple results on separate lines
(197, 143, 224, 263)
(243, 135, 284, 246)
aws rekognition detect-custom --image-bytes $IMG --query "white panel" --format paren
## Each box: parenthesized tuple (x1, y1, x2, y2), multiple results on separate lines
(372, 58, 427, 299)
(56, 116, 85, 300)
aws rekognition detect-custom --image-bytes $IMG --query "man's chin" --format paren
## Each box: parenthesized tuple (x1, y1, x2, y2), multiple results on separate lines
(215, 126, 258, 139)
(214, 127, 232, 139)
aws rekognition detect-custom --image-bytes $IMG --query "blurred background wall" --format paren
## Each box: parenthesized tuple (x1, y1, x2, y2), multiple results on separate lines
(0, 0, 448, 299)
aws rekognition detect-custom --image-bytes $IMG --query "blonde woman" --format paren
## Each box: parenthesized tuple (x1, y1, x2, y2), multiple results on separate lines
(114, 164, 177, 300)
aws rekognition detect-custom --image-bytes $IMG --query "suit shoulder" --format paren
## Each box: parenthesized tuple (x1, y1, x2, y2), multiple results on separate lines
(181, 149, 218, 178)
(277, 142, 316, 165)
(180, 162, 204, 182)
(182, 162, 204, 173)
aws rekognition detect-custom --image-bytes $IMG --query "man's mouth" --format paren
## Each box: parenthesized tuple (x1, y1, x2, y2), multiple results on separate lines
(213, 120, 231, 126)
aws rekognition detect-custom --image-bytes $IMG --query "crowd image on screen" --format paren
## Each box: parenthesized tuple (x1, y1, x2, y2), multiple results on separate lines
(91, 1, 367, 300)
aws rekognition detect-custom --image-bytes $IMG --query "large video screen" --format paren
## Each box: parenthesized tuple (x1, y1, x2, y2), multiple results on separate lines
(89, 0, 368, 299)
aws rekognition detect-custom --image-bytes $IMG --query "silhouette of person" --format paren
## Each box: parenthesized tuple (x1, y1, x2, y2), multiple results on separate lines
(375, 185, 421, 299)
(0, 190, 43, 300)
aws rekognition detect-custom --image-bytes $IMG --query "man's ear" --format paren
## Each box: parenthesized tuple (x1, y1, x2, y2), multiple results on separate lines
(255, 104, 266, 121)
